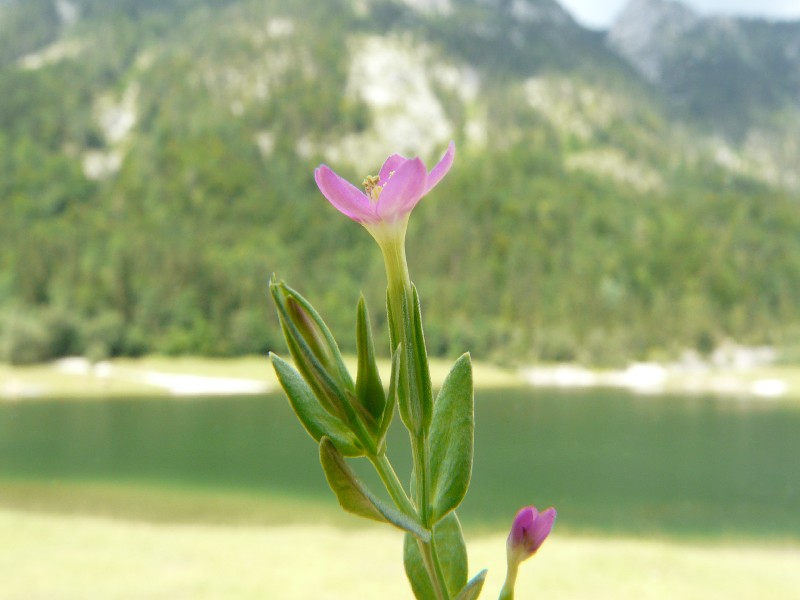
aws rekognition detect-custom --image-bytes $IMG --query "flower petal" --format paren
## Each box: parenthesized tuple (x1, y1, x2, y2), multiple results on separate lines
(529, 507, 556, 552)
(378, 154, 409, 187)
(315, 166, 375, 223)
(376, 157, 426, 221)
(424, 140, 455, 194)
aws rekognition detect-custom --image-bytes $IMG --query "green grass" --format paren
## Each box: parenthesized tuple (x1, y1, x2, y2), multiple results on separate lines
(1, 479, 798, 598)
(1, 505, 797, 599)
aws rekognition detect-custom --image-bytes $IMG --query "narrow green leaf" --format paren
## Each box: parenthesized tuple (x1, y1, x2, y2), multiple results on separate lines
(272, 280, 378, 454)
(376, 346, 400, 452)
(270, 354, 363, 457)
(273, 279, 354, 390)
(454, 569, 487, 600)
(355, 295, 385, 425)
(410, 284, 433, 431)
(404, 512, 469, 599)
(271, 281, 351, 420)
(319, 438, 430, 541)
(430, 353, 474, 522)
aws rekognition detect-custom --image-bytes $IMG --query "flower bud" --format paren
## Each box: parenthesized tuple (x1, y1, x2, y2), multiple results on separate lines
(499, 505, 556, 600)
(507, 505, 557, 564)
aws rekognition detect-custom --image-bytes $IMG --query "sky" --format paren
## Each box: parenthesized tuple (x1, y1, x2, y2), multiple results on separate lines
(559, 0, 800, 29)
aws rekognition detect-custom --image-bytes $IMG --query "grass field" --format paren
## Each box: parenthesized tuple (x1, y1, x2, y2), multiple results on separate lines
(2, 505, 798, 599)
(0, 480, 797, 599)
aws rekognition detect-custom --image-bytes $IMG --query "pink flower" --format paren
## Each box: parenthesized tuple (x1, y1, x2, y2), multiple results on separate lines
(314, 142, 455, 226)
(507, 505, 556, 563)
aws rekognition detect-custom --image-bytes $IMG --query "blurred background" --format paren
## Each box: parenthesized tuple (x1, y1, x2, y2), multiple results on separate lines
(0, 0, 799, 597)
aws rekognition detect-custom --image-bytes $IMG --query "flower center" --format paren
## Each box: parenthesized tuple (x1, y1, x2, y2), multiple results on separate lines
(362, 175, 382, 203)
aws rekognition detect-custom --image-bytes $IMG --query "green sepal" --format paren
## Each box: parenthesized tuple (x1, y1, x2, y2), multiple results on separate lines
(355, 295, 385, 428)
(454, 569, 487, 600)
(403, 512, 469, 600)
(319, 437, 430, 541)
(270, 353, 363, 457)
(430, 353, 474, 522)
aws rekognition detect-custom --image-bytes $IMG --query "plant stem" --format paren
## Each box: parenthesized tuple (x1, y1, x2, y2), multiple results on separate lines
(417, 538, 448, 600)
(374, 224, 449, 599)
(498, 560, 519, 600)
(413, 432, 451, 600)
(369, 452, 417, 518)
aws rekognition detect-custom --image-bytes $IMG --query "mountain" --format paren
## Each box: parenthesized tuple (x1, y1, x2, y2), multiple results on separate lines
(1, 0, 799, 367)
(609, 0, 800, 152)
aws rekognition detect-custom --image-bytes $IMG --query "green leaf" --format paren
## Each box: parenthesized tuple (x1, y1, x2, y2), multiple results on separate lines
(403, 512, 469, 600)
(410, 284, 434, 432)
(454, 569, 487, 600)
(270, 354, 363, 457)
(319, 437, 430, 541)
(355, 295, 385, 426)
(376, 346, 400, 452)
(394, 284, 434, 436)
(270, 278, 355, 422)
(271, 278, 353, 390)
(430, 353, 474, 523)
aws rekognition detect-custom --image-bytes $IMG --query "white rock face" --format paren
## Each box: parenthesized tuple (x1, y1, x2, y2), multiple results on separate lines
(55, 0, 79, 26)
(18, 39, 82, 70)
(82, 84, 139, 180)
(327, 35, 455, 170)
(608, 0, 699, 82)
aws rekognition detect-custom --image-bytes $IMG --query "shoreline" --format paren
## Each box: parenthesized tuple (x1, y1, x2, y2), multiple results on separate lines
(1, 354, 798, 401)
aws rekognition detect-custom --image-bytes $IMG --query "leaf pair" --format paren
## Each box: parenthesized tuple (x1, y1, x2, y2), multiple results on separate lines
(271, 278, 393, 456)
(403, 512, 487, 600)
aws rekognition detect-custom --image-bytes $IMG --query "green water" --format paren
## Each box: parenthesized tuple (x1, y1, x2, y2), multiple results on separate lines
(1, 388, 798, 540)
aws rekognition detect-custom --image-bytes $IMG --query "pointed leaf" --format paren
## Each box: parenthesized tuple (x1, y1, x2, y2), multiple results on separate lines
(404, 512, 469, 600)
(376, 346, 400, 452)
(454, 569, 487, 600)
(270, 354, 363, 457)
(319, 437, 430, 541)
(355, 295, 385, 424)
(274, 279, 354, 390)
(430, 353, 474, 522)
(271, 280, 351, 420)
(410, 284, 434, 431)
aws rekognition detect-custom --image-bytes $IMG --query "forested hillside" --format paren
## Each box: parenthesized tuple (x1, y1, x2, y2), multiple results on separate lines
(2, 0, 799, 366)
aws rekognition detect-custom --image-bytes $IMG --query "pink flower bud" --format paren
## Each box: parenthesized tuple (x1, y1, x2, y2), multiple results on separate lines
(507, 505, 557, 564)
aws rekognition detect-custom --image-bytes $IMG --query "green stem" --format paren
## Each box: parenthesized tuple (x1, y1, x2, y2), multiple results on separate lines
(498, 560, 519, 600)
(369, 453, 416, 518)
(413, 433, 430, 526)
(373, 224, 448, 599)
(417, 538, 448, 600)
(429, 534, 451, 599)
(413, 432, 451, 600)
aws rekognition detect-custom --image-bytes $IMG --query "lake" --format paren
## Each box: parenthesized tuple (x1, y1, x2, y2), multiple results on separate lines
(1, 388, 798, 541)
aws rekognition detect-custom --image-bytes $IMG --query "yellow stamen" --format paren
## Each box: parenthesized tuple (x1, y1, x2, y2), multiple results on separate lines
(362, 175, 382, 202)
